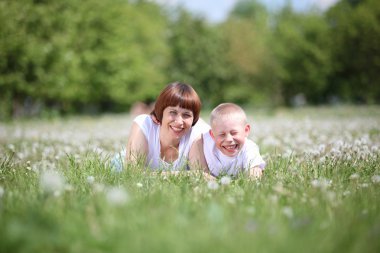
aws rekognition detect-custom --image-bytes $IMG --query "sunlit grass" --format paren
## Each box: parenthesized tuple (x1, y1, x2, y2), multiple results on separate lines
(1, 106, 380, 253)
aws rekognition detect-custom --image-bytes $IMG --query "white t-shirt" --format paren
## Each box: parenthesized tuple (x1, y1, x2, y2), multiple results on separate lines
(203, 131, 265, 177)
(134, 114, 210, 170)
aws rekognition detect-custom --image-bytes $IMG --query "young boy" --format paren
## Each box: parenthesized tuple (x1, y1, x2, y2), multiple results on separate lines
(189, 103, 265, 178)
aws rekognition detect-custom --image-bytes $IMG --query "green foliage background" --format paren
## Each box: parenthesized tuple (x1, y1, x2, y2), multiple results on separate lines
(1, 0, 380, 119)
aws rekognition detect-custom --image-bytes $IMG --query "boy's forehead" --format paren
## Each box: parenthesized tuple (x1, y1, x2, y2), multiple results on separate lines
(212, 114, 246, 127)
(215, 112, 245, 122)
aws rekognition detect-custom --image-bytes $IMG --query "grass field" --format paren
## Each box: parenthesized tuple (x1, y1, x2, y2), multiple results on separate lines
(1, 106, 379, 253)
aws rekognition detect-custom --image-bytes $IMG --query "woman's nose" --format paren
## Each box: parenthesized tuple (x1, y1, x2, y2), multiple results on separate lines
(174, 115, 183, 123)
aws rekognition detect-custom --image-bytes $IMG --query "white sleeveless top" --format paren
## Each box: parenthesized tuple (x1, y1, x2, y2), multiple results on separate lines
(202, 131, 265, 177)
(134, 114, 210, 170)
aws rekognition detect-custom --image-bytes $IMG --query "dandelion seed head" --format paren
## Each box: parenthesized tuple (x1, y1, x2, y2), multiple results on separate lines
(349, 173, 360, 180)
(371, 175, 380, 184)
(282, 206, 294, 219)
(0, 186, 4, 198)
(207, 181, 219, 190)
(311, 178, 331, 189)
(106, 187, 129, 206)
(343, 190, 351, 196)
(87, 176, 95, 184)
(246, 206, 255, 214)
(40, 170, 65, 194)
(227, 196, 236, 204)
(93, 183, 105, 193)
(220, 176, 231, 185)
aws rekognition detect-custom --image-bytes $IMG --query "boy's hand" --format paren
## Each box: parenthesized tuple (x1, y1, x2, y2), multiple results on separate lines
(249, 166, 263, 179)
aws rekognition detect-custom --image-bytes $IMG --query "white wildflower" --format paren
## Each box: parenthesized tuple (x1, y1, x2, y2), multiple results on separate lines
(311, 178, 331, 190)
(343, 190, 351, 196)
(7, 144, 15, 151)
(227, 196, 236, 204)
(371, 175, 380, 184)
(207, 181, 219, 190)
(349, 173, 360, 180)
(246, 206, 255, 214)
(40, 170, 65, 194)
(0, 186, 4, 198)
(220, 176, 231, 185)
(282, 206, 294, 219)
(93, 183, 105, 193)
(86, 176, 95, 184)
(318, 144, 326, 153)
(136, 182, 143, 188)
(106, 187, 129, 206)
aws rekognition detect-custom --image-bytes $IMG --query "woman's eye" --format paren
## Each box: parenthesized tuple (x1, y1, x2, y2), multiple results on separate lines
(170, 111, 177, 115)
(183, 113, 192, 118)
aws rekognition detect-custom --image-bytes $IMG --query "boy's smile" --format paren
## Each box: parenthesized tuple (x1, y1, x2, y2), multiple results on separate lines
(210, 114, 250, 157)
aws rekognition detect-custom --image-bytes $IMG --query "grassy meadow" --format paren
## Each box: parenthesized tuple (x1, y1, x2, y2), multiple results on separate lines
(0, 106, 379, 253)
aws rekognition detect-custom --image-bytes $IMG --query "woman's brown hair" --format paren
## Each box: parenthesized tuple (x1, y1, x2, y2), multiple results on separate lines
(152, 82, 201, 126)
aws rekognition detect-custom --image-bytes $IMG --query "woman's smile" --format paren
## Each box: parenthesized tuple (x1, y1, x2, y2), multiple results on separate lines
(161, 105, 194, 139)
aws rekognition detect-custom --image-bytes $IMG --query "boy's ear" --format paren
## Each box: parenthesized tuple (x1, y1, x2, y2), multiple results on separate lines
(245, 124, 251, 136)
(209, 129, 215, 140)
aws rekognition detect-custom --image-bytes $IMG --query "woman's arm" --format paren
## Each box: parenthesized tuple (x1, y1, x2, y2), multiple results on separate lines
(126, 122, 149, 164)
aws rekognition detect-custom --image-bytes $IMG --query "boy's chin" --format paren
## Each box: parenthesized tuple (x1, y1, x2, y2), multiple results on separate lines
(221, 148, 239, 157)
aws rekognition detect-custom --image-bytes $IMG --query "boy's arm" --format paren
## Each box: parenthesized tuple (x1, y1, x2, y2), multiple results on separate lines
(189, 136, 216, 180)
(189, 135, 209, 171)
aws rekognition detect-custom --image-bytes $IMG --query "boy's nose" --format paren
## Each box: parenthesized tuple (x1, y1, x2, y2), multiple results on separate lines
(225, 133, 233, 141)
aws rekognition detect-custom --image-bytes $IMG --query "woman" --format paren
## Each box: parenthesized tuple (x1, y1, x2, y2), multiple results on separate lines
(125, 82, 210, 170)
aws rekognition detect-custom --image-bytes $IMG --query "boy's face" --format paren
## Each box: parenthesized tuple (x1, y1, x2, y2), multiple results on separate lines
(210, 115, 250, 157)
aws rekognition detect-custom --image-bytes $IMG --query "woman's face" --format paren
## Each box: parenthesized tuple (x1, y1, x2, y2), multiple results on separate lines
(161, 105, 194, 140)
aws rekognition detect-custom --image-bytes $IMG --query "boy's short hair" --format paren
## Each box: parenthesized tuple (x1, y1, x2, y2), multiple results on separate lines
(210, 103, 247, 126)
(152, 82, 201, 126)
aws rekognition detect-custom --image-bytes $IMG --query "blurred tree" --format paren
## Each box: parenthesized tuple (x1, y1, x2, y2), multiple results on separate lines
(221, 0, 282, 106)
(0, 0, 170, 118)
(272, 5, 332, 105)
(167, 9, 232, 107)
(327, 0, 380, 103)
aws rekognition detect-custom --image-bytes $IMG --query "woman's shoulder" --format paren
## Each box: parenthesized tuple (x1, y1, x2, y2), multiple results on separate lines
(192, 118, 211, 133)
(133, 114, 158, 134)
(133, 114, 153, 126)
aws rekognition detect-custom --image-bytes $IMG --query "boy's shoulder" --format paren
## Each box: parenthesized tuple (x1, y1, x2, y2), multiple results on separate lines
(243, 138, 259, 150)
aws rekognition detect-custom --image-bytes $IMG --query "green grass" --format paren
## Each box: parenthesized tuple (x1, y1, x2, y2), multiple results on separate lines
(0, 106, 380, 253)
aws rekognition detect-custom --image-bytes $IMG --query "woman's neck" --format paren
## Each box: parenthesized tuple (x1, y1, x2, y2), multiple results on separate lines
(159, 133, 180, 163)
